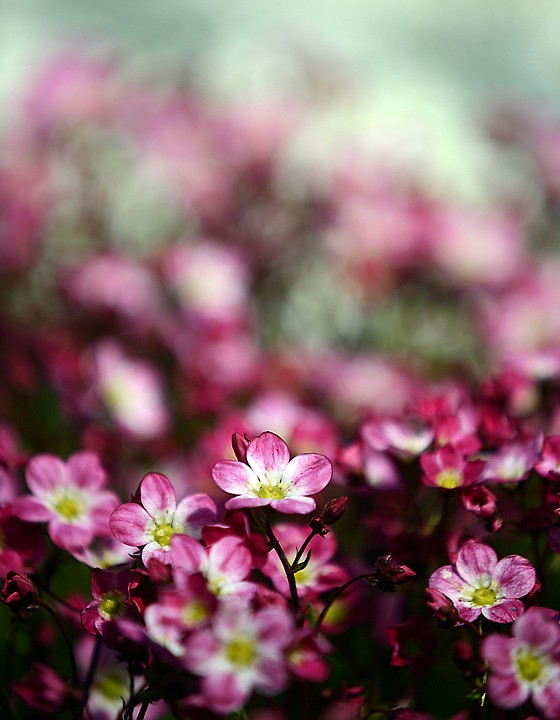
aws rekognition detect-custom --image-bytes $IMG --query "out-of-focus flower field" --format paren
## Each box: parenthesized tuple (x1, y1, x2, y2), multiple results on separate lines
(3, 3, 560, 719)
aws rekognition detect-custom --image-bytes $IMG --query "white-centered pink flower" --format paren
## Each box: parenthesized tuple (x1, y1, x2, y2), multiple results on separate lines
(212, 432, 332, 514)
(109, 473, 217, 566)
(13, 452, 118, 551)
(483, 607, 560, 719)
(428, 540, 536, 623)
(184, 601, 294, 714)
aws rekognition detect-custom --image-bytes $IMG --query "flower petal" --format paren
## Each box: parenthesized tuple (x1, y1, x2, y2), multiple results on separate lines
(455, 540, 498, 585)
(67, 451, 106, 491)
(140, 473, 176, 517)
(487, 672, 528, 709)
(428, 566, 466, 602)
(224, 496, 272, 510)
(109, 503, 151, 546)
(170, 534, 205, 572)
(49, 520, 92, 551)
(212, 460, 257, 495)
(283, 454, 332, 495)
(493, 555, 535, 598)
(12, 496, 53, 522)
(246, 432, 290, 480)
(200, 672, 251, 715)
(26, 455, 67, 497)
(175, 494, 217, 539)
(483, 599, 524, 624)
(481, 634, 515, 675)
(513, 606, 560, 651)
(271, 496, 316, 514)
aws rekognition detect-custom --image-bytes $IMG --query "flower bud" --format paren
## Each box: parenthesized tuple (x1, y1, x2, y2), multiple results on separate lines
(461, 485, 497, 519)
(424, 587, 459, 628)
(373, 554, 416, 592)
(231, 433, 251, 463)
(1, 571, 40, 618)
(322, 496, 348, 525)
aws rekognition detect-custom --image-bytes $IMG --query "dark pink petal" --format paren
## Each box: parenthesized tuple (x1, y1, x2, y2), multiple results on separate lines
(481, 635, 515, 674)
(428, 566, 465, 602)
(212, 460, 256, 494)
(255, 607, 294, 648)
(246, 432, 290, 479)
(175, 494, 217, 538)
(170, 534, 205, 572)
(271, 496, 316, 514)
(67, 452, 106, 491)
(314, 564, 349, 593)
(109, 503, 151, 546)
(513, 606, 560, 651)
(283, 454, 332, 495)
(254, 656, 289, 695)
(49, 520, 92, 551)
(208, 537, 252, 583)
(142, 542, 172, 566)
(12, 496, 53, 522)
(184, 628, 221, 673)
(487, 672, 528, 709)
(26, 455, 67, 497)
(225, 496, 271, 510)
(200, 672, 250, 715)
(533, 677, 560, 719)
(493, 555, 535, 598)
(81, 604, 99, 635)
(463, 459, 486, 486)
(455, 603, 482, 623)
(140, 473, 176, 517)
(483, 599, 525, 624)
(456, 540, 498, 585)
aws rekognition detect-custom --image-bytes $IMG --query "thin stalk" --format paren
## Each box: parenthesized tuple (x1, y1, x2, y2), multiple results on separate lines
(316, 573, 374, 630)
(38, 600, 79, 688)
(264, 516, 301, 620)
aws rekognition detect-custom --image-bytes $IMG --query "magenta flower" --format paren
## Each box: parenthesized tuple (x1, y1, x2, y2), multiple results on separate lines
(184, 600, 294, 714)
(420, 444, 485, 490)
(109, 473, 217, 565)
(483, 607, 560, 718)
(428, 540, 536, 623)
(212, 432, 332, 514)
(13, 452, 118, 551)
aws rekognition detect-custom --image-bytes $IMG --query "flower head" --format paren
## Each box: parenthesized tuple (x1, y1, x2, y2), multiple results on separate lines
(109, 472, 217, 565)
(483, 606, 560, 718)
(428, 539, 536, 623)
(212, 432, 332, 514)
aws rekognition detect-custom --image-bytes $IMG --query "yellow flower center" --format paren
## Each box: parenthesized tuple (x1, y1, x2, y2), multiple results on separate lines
(436, 469, 462, 489)
(152, 522, 176, 547)
(471, 586, 497, 606)
(225, 637, 255, 667)
(182, 600, 208, 626)
(256, 483, 286, 500)
(99, 591, 125, 620)
(52, 490, 84, 521)
(516, 648, 545, 683)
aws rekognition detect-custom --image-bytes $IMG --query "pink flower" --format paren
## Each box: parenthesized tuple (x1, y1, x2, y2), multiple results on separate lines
(420, 445, 485, 490)
(535, 435, 560, 480)
(212, 432, 332, 514)
(109, 473, 217, 566)
(428, 540, 536, 623)
(13, 452, 118, 551)
(184, 601, 294, 714)
(483, 607, 560, 719)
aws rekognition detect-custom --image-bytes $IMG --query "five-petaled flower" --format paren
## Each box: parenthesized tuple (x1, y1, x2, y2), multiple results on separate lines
(13, 452, 119, 552)
(212, 432, 332, 514)
(109, 472, 217, 565)
(483, 606, 560, 719)
(428, 539, 536, 623)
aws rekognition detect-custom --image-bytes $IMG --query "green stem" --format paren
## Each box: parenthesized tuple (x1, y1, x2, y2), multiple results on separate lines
(264, 516, 302, 621)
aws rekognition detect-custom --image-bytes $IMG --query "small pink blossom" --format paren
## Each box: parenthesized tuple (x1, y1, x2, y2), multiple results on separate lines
(420, 445, 485, 490)
(535, 435, 560, 480)
(184, 601, 294, 714)
(13, 452, 118, 551)
(483, 606, 560, 719)
(362, 418, 434, 460)
(109, 472, 217, 566)
(428, 540, 536, 623)
(212, 432, 332, 514)
(482, 440, 539, 484)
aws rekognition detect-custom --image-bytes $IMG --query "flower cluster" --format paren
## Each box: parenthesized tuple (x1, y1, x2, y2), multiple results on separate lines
(2, 50, 560, 720)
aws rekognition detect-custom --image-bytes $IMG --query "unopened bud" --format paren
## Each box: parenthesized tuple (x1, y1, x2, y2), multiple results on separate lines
(1, 572, 40, 618)
(322, 496, 348, 525)
(461, 485, 497, 519)
(424, 587, 459, 628)
(373, 554, 416, 592)
(231, 433, 251, 463)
